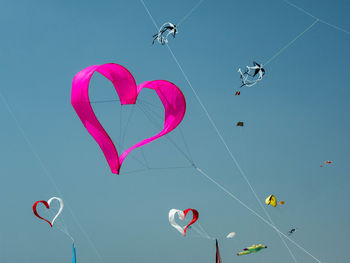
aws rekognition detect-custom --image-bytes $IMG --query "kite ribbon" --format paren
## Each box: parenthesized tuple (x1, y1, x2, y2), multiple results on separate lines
(183, 208, 199, 235)
(72, 243, 76, 263)
(169, 208, 199, 236)
(33, 200, 52, 227)
(32, 197, 64, 227)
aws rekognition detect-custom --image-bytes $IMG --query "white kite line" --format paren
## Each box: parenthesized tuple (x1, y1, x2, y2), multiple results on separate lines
(139, 1, 324, 262)
(0, 92, 107, 263)
(282, 0, 350, 36)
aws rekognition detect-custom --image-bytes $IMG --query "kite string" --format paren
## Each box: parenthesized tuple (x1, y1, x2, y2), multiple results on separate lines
(138, 99, 163, 109)
(138, 100, 164, 122)
(139, 2, 306, 262)
(140, 148, 150, 168)
(177, 0, 205, 26)
(120, 106, 136, 149)
(89, 98, 195, 168)
(165, 43, 299, 262)
(119, 105, 123, 149)
(136, 104, 195, 165)
(88, 100, 193, 171)
(264, 19, 319, 66)
(195, 167, 322, 263)
(82, 98, 162, 106)
(85, 97, 196, 171)
(140, 0, 159, 29)
(120, 166, 193, 175)
(45, 204, 75, 242)
(141, 0, 298, 257)
(138, 100, 194, 162)
(178, 126, 194, 162)
(235, 129, 295, 260)
(191, 224, 212, 240)
(0, 92, 107, 263)
(140, 0, 308, 262)
(0, 87, 189, 262)
(196, 222, 213, 240)
(282, 0, 350, 36)
(89, 99, 176, 170)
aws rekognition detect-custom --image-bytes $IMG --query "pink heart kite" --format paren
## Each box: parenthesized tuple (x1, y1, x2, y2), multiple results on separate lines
(71, 63, 186, 174)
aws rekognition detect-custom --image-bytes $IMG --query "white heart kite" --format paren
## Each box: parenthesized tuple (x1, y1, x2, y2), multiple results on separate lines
(168, 208, 199, 236)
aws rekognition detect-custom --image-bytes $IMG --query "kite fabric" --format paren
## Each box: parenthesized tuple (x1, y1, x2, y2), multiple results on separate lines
(72, 243, 76, 263)
(216, 239, 221, 263)
(321, 160, 333, 167)
(152, 22, 178, 45)
(279, 200, 285, 205)
(226, 232, 236, 238)
(32, 197, 64, 227)
(168, 208, 199, 236)
(288, 228, 296, 235)
(237, 244, 267, 256)
(320, 160, 333, 167)
(71, 63, 186, 174)
(265, 195, 277, 207)
(238, 61, 265, 88)
(169, 209, 185, 235)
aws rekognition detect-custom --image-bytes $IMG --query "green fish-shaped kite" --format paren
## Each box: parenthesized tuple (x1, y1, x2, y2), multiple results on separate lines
(237, 244, 267, 256)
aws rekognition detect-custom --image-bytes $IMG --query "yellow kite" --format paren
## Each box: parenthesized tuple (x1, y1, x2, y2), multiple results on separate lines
(265, 195, 277, 207)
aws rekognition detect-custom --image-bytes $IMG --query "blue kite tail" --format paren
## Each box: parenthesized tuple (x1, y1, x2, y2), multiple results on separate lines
(72, 243, 76, 263)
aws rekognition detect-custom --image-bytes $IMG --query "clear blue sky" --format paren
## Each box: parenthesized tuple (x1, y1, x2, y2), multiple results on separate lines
(0, 0, 349, 262)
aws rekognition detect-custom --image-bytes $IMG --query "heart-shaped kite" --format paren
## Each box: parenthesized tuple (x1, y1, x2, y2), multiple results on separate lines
(169, 208, 199, 236)
(71, 63, 186, 174)
(33, 197, 64, 227)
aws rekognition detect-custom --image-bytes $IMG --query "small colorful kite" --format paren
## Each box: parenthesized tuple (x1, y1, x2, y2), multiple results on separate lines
(237, 244, 267, 256)
(288, 228, 296, 235)
(321, 160, 333, 167)
(265, 195, 277, 207)
(265, 195, 285, 207)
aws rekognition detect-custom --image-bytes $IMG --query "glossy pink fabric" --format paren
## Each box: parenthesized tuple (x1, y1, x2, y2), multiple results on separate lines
(71, 63, 186, 174)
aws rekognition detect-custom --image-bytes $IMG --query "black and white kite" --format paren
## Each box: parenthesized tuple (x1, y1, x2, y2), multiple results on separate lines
(152, 22, 178, 45)
(288, 228, 296, 235)
(238, 61, 265, 88)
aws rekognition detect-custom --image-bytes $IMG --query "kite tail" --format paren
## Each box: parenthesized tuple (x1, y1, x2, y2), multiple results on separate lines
(237, 250, 251, 256)
(72, 243, 76, 263)
(216, 239, 221, 263)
